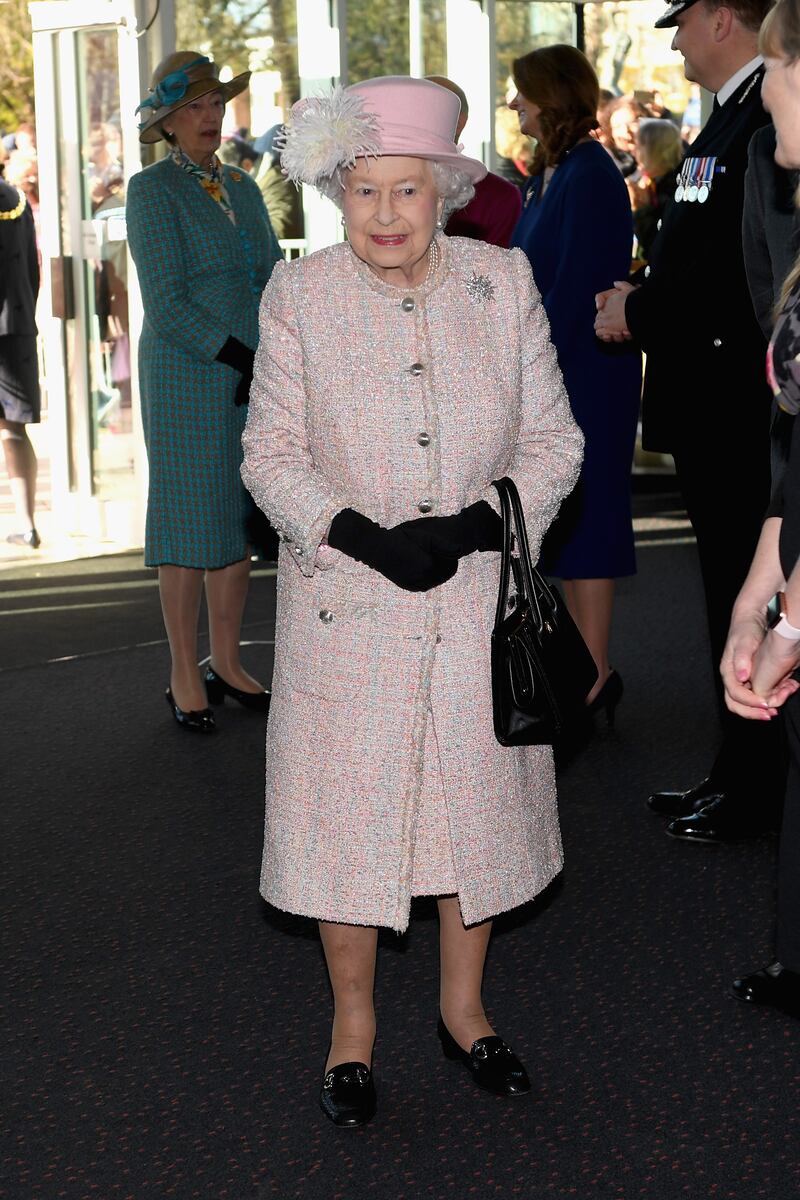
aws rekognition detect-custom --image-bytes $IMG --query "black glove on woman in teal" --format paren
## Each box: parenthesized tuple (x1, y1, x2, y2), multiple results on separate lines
(215, 336, 255, 406)
(327, 508, 459, 592)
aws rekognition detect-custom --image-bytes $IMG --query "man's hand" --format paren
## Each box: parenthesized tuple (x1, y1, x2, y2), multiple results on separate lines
(595, 281, 636, 342)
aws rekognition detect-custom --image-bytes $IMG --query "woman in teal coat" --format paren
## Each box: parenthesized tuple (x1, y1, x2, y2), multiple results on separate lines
(127, 51, 282, 733)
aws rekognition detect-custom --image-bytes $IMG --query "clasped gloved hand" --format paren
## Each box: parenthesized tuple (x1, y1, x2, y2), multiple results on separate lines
(395, 500, 503, 559)
(327, 508, 458, 592)
(215, 336, 256, 406)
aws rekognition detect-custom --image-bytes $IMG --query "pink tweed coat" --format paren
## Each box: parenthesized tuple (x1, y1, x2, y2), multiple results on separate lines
(241, 234, 583, 933)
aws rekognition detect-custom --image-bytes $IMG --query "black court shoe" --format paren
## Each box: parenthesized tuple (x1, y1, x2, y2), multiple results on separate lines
(586, 669, 623, 728)
(437, 1017, 531, 1096)
(204, 666, 270, 713)
(165, 688, 216, 734)
(319, 1062, 376, 1127)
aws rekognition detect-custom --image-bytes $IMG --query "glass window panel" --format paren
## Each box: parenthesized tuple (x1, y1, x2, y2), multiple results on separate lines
(421, 0, 448, 77)
(346, 0, 410, 82)
(75, 28, 134, 502)
(173, 0, 303, 240)
(583, 1, 692, 117)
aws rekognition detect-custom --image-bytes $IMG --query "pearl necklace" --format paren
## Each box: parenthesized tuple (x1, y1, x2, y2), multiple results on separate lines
(421, 237, 440, 287)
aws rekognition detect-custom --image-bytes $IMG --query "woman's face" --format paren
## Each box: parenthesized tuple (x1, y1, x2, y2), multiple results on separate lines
(341, 155, 443, 286)
(508, 91, 542, 141)
(163, 90, 225, 164)
(610, 106, 639, 155)
(762, 54, 800, 169)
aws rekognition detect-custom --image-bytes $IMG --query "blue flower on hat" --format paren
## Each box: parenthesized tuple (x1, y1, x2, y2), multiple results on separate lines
(135, 57, 210, 122)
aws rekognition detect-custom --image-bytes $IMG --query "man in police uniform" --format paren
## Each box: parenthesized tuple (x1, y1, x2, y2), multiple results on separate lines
(595, 0, 782, 842)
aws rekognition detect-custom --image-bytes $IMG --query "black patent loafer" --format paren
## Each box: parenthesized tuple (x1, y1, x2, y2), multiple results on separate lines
(204, 666, 270, 713)
(437, 1018, 531, 1096)
(733, 962, 800, 1015)
(665, 795, 770, 843)
(647, 776, 718, 818)
(319, 1061, 376, 1127)
(165, 688, 217, 733)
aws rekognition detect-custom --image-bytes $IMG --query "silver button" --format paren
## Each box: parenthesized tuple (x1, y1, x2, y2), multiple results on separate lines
(319, 609, 334, 623)
(644, 266, 651, 278)
(409, 362, 424, 376)
(401, 297, 415, 313)
(294, 545, 303, 555)
(418, 500, 432, 514)
(656, 219, 662, 231)
(416, 432, 431, 447)
(713, 337, 722, 347)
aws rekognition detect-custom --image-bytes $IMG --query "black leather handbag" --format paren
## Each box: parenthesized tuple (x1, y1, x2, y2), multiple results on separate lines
(491, 477, 598, 746)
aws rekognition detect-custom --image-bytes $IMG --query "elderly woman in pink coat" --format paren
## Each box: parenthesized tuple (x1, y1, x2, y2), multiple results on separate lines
(241, 76, 583, 1128)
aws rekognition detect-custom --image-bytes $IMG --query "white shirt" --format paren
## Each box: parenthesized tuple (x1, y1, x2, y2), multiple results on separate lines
(716, 55, 763, 107)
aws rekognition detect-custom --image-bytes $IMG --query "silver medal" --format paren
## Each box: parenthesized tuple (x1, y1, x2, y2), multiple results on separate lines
(675, 185, 685, 203)
(687, 184, 698, 203)
(697, 184, 709, 203)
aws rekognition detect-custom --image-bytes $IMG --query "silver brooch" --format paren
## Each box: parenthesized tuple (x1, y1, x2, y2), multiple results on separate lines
(466, 272, 495, 304)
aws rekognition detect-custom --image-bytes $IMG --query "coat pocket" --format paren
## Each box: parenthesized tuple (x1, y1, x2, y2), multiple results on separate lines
(274, 565, 426, 701)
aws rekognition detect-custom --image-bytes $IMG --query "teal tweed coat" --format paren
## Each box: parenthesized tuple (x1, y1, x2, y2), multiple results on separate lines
(127, 156, 282, 567)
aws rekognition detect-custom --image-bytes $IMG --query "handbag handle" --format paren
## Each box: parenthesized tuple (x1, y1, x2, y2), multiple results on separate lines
(493, 477, 558, 634)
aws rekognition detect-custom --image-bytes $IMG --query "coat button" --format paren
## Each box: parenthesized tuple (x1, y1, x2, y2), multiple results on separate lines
(409, 362, 424, 376)
(417, 431, 431, 447)
(644, 266, 651, 278)
(418, 499, 432, 513)
(401, 297, 415, 313)
(656, 219, 662, 231)
(713, 338, 722, 347)
(435, 634, 442, 644)
(319, 609, 334, 623)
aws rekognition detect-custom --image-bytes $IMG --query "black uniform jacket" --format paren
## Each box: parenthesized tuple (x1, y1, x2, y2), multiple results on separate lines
(625, 66, 771, 452)
(743, 123, 800, 340)
(0, 180, 39, 339)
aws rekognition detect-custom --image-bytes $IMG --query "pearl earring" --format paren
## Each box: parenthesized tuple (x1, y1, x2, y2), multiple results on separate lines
(436, 214, 443, 229)
(340, 215, 346, 227)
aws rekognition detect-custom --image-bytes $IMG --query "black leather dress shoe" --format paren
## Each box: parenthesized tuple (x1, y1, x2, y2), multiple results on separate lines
(319, 1062, 376, 1127)
(204, 666, 270, 713)
(437, 1018, 531, 1096)
(165, 688, 216, 734)
(732, 962, 800, 1016)
(665, 795, 770, 843)
(647, 776, 718, 818)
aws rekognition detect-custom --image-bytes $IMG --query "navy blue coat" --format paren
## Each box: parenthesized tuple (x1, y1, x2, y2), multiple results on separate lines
(511, 140, 641, 578)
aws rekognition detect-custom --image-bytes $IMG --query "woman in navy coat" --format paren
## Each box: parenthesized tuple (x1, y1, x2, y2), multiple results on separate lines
(509, 45, 641, 722)
(127, 52, 282, 732)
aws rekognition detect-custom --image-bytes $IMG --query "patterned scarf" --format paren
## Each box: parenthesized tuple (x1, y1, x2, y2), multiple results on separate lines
(171, 146, 235, 224)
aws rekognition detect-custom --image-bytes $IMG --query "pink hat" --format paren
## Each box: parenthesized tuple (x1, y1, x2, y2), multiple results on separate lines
(280, 75, 487, 190)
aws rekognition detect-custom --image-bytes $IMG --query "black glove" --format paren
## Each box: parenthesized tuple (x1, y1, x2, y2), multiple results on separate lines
(327, 508, 458, 592)
(215, 336, 255, 406)
(395, 500, 503, 559)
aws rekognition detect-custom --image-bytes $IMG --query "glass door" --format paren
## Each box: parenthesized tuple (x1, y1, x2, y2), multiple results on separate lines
(30, 0, 147, 546)
(74, 27, 134, 504)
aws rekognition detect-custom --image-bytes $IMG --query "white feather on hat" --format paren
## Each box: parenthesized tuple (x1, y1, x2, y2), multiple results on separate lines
(278, 86, 382, 190)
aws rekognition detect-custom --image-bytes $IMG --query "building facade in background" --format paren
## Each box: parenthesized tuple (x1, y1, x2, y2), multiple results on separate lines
(27, 0, 689, 550)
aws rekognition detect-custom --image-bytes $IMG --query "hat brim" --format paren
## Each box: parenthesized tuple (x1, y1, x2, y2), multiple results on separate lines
(348, 147, 488, 184)
(138, 71, 251, 144)
(653, 0, 697, 28)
